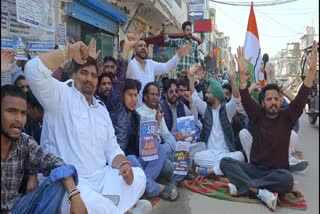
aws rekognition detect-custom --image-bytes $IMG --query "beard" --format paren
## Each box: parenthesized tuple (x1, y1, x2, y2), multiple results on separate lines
(168, 96, 177, 105)
(1, 127, 20, 141)
(266, 105, 280, 117)
(207, 97, 217, 106)
(185, 34, 192, 39)
(82, 82, 95, 95)
(137, 50, 147, 59)
(224, 97, 231, 102)
(103, 90, 111, 96)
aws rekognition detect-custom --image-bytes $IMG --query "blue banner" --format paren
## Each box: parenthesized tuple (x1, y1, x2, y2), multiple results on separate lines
(28, 43, 55, 51)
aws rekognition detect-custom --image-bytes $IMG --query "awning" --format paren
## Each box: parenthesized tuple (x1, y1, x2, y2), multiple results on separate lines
(144, 33, 203, 46)
(78, 0, 127, 24)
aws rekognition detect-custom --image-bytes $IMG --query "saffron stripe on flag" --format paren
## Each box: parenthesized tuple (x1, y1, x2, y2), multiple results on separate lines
(243, 2, 263, 85)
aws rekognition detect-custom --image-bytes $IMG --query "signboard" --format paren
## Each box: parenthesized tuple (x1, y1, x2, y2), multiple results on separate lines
(194, 19, 214, 33)
(16, 0, 55, 32)
(58, 24, 66, 46)
(188, 0, 205, 22)
(139, 120, 159, 161)
(1, 0, 55, 51)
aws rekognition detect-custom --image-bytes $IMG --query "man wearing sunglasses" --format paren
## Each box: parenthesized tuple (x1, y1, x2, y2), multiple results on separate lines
(161, 78, 205, 152)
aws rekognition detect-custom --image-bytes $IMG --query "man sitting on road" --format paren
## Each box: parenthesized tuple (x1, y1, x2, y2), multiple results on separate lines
(188, 63, 245, 177)
(161, 78, 205, 159)
(25, 36, 147, 214)
(1, 85, 87, 214)
(220, 41, 317, 211)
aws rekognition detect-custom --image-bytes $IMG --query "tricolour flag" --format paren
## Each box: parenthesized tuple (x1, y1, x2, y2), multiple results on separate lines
(244, 2, 264, 86)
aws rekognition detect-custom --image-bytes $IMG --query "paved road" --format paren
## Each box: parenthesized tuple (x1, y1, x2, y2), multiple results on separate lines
(152, 114, 319, 214)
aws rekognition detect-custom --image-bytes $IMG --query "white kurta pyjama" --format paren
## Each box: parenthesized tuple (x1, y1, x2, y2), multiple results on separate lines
(25, 57, 146, 214)
(191, 91, 245, 175)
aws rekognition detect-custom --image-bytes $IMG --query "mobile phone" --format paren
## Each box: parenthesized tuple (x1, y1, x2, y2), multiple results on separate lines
(103, 195, 120, 206)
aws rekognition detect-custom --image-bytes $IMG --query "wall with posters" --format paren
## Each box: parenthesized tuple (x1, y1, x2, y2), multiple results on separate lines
(1, 0, 57, 51)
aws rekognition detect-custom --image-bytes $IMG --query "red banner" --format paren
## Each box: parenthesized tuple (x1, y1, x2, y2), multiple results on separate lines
(194, 19, 214, 33)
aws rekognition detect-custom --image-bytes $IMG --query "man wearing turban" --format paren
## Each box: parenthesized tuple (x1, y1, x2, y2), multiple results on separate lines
(188, 63, 245, 177)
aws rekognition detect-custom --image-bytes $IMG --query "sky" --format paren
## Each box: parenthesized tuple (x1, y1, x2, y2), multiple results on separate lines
(208, 0, 319, 57)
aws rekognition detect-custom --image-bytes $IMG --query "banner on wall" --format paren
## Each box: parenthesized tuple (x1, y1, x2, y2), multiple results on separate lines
(16, 0, 55, 32)
(1, 0, 55, 51)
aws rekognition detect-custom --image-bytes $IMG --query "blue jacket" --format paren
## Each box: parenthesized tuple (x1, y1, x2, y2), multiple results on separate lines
(107, 57, 140, 156)
(161, 100, 186, 132)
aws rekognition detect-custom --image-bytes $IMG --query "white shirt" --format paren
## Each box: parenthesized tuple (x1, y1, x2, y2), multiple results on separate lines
(192, 91, 238, 153)
(25, 57, 124, 177)
(126, 55, 180, 107)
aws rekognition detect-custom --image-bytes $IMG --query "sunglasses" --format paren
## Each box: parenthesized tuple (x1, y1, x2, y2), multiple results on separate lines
(168, 89, 178, 94)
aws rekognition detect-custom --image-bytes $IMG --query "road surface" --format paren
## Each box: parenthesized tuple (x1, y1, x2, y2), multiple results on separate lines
(152, 114, 319, 214)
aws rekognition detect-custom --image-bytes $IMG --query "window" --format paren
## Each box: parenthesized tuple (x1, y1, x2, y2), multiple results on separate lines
(85, 33, 113, 61)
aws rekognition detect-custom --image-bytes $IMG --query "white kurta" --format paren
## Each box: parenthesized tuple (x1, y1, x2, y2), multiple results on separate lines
(126, 55, 180, 107)
(191, 91, 245, 175)
(25, 57, 146, 214)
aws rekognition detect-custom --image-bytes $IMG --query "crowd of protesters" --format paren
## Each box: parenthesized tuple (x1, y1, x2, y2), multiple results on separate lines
(1, 18, 318, 213)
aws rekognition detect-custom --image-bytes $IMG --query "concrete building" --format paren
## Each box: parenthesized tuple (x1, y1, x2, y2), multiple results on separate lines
(300, 26, 316, 50)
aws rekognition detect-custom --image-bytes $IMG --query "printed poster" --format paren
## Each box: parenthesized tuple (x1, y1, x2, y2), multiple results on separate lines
(177, 115, 196, 143)
(12, 35, 27, 60)
(1, 0, 55, 51)
(173, 141, 190, 175)
(139, 120, 158, 161)
(16, 0, 55, 32)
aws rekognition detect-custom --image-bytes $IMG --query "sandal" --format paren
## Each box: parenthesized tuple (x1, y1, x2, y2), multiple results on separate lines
(160, 184, 179, 201)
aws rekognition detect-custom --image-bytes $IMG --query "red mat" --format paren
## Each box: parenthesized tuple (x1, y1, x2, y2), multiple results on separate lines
(180, 175, 307, 211)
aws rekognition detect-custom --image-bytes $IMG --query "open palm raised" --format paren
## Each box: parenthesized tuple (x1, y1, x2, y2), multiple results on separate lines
(235, 46, 252, 82)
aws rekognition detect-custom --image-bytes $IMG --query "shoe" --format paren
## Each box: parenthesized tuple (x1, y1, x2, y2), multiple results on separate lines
(228, 183, 238, 196)
(289, 155, 309, 172)
(129, 199, 152, 214)
(257, 189, 278, 211)
(195, 167, 211, 176)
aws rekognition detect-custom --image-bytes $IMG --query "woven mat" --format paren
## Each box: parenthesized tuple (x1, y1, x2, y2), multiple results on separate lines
(180, 174, 307, 211)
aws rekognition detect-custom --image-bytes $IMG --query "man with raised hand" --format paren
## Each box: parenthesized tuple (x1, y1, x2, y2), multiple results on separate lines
(126, 39, 192, 107)
(24, 35, 147, 214)
(188, 63, 245, 177)
(162, 20, 200, 76)
(220, 41, 318, 211)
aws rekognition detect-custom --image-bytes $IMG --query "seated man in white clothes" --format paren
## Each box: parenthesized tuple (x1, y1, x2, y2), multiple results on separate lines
(188, 64, 245, 177)
(24, 34, 148, 214)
